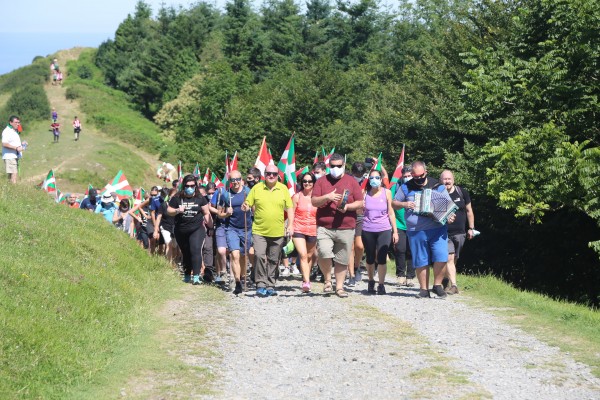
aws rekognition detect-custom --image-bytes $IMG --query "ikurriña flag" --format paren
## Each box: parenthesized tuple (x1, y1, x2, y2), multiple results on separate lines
(254, 136, 274, 180)
(277, 133, 296, 196)
(102, 170, 133, 201)
(389, 144, 405, 188)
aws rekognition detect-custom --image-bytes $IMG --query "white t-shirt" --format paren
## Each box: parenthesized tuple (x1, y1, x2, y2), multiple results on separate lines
(2, 126, 21, 160)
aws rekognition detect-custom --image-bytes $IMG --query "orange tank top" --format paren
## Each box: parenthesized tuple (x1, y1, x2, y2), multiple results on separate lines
(294, 191, 317, 236)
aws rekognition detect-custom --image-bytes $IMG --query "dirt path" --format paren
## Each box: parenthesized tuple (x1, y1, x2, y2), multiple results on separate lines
(118, 275, 600, 400)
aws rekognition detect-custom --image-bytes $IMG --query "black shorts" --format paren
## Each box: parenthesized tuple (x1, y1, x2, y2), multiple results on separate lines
(448, 233, 466, 259)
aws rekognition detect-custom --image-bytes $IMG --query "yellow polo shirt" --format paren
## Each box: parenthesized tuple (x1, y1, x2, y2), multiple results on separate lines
(246, 181, 292, 237)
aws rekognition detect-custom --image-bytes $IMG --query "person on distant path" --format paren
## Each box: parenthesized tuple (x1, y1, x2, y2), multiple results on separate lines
(292, 172, 317, 293)
(72, 116, 81, 141)
(51, 121, 60, 143)
(2, 115, 23, 184)
(51, 108, 58, 123)
(56, 69, 63, 85)
(241, 164, 293, 297)
(392, 166, 416, 287)
(392, 161, 454, 299)
(440, 169, 475, 295)
(362, 168, 398, 295)
(112, 196, 135, 237)
(311, 153, 363, 298)
(80, 188, 99, 211)
(220, 170, 252, 295)
(167, 174, 213, 285)
(95, 192, 117, 223)
(65, 193, 80, 209)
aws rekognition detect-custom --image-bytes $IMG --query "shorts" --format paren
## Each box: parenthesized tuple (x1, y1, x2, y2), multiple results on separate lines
(4, 158, 18, 174)
(226, 226, 252, 253)
(448, 233, 466, 259)
(407, 226, 448, 268)
(215, 225, 227, 249)
(160, 226, 176, 246)
(355, 214, 364, 237)
(316, 226, 355, 266)
(292, 232, 317, 243)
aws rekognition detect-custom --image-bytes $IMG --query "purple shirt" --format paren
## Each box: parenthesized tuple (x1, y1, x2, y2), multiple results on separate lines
(363, 188, 391, 232)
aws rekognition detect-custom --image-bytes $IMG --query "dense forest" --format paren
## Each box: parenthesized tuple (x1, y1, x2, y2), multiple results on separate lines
(91, 0, 599, 305)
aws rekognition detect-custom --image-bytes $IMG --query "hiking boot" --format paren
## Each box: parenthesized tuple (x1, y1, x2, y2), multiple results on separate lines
(233, 281, 243, 295)
(397, 276, 407, 286)
(183, 274, 192, 283)
(377, 284, 386, 295)
(441, 277, 450, 290)
(367, 280, 376, 294)
(256, 287, 268, 297)
(445, 285, 459, 295)
(415, 289, 431, 298)
(432, 285, 447, 298)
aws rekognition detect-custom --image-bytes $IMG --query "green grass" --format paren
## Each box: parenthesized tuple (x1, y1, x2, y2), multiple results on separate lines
(0, 184, 179, 399)
(460, 274, 600, 377)
(64, 50, 167, 155)
(0, 58, 49, 94)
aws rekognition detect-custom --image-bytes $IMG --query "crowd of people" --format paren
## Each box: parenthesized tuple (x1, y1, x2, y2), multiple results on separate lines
(56, 153, 475, 299)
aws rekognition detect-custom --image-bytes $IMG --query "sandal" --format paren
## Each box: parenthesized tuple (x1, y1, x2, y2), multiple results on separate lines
(323, 280, 333, 294)
(336, 289, 348, 298)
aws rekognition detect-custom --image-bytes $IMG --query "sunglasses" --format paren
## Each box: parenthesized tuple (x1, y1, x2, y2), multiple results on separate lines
(369, 176, 381, 180)
(185, 184, 196, 188)
(330, 164, 343, 168)
(302, 180, 314, 184)
(230, 177, 242, 182)
(265, 172, 278, 177)
(412, 173, 427, 179)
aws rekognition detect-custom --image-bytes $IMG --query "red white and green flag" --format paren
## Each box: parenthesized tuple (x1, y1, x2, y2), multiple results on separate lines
(389, 144, 405, 188)
(202, 168, 211, 185)
(134, 187, 145, 205)
(55, 189, 66, 204)
(193, 163, 201, 178)
(361, 153, 382, 191)
(323, 147, 335, 173)
(42, 169, 56, 194)
(211, 172, 225, 188)
(222, 151, 231, 187)
(102, 170, 133, 201)
(277, 133, 297, 196)
(229, 151, 238, 172)
(296, 165, 309, 178)
(313, 151, 319, 165)
(254, 136, 274, 180)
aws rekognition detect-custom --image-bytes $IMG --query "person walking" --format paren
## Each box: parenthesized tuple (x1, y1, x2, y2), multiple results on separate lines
(167, 175, 213, 285)
(362, 169, 398, 295)
(241, 165, 293, 297)
(292, 172, 318, 293)
(73, 116, 81, 141)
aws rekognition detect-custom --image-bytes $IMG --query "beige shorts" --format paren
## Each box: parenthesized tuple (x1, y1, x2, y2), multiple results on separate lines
(316, 226, 355, 266)
(4, 158, 18, 174)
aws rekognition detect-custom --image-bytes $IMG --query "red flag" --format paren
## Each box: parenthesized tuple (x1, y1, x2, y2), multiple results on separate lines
(313, 151, 319, 165)
(389, 144, 405, 188)
(254, 136, 274, 179)
(202, 168, 211, 185)
(229, 151, 238, 172)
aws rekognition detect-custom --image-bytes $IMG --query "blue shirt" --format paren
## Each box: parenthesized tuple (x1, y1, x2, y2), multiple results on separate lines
(393, 178, 448, 232)
(95, 202, 117, 222)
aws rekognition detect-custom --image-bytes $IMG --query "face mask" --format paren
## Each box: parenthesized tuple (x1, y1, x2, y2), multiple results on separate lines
(369, 177, 381, 188)
(314, 173, 322, 180)
(207, 194, 213, 200)
(402, 177, 412, 183)
(247, 180, 256, 188)
(184, 187, 195, 196)
(413, 176, 426, 185)
(151, 194, 159, 199)
(330, 167, 344, 179)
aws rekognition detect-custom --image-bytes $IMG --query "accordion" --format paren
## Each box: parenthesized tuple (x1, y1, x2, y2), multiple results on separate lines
(413, 188, 458, 225)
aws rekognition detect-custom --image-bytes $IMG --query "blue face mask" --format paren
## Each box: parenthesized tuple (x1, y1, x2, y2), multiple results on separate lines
(402, 177, 412, 183)
(369, 177, 381, 188)
(184, 187, 195, 196)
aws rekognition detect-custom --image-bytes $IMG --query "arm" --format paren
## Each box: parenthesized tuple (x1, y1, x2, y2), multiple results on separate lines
(202, 204, 213, 229)
(311, 189, 341, 207)
(466, 202, 475, 239)
(153, 212, 163, 240)
(112, 209, 122, 224)
(387, 190, 398, 243)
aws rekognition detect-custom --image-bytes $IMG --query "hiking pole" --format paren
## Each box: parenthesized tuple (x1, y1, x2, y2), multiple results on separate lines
(243, 189, 248, 293)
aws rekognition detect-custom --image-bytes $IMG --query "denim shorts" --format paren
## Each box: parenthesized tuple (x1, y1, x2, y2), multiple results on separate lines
(407, 226, 448, 268)
(215, 225, 227, 249)
(226, 226, 252, 253)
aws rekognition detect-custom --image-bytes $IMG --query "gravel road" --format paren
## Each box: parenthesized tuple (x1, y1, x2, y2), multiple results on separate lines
(197, 274, 600, 400)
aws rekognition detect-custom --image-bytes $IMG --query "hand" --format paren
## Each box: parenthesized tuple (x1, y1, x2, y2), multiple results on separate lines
(392, 232, 399, 244)
(405, 201, 416, 210)
(226, 206, 234, 215)
(178, 205, 185, 214)
(327, 189, 342, 202)
(241, 202, 250, 212)
(285, 226, 294, 237)
(447, 213, 456, 224)
(467, 229, 474, 240)
(338, 204, 348, 213)
(153, 231, 160, 240)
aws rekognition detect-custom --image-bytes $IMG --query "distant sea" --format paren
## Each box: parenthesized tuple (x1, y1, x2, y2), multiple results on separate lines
(0, 32, 113, 75)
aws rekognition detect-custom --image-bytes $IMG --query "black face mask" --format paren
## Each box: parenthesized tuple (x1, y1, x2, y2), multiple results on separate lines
(412, 175, 427, 186)
(247, 180, 256, 188)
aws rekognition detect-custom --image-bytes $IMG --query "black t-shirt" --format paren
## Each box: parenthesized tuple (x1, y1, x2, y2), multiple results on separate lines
(168, 195, 208, 233)
(447, 186, 471, 235)
(159, 201, 175, 233)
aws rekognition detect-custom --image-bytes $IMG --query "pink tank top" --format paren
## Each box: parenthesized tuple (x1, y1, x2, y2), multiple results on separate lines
(294, 191, 317, 236)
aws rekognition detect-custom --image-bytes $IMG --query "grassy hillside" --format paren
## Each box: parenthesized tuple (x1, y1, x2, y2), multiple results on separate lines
(0, 185, 179, 398)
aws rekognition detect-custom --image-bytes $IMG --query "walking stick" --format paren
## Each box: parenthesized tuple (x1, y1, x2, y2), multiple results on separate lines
(243, 189, 248, 292)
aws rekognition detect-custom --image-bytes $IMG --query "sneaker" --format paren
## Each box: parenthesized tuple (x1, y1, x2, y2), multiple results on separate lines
(183, 274, 192, 283)
(406, 277, 416, 287)
(302, 281, 311, 293)
(397, 276, 407, 286)
(415, 289, 431, 298)
(280, 267, 290, 277)
(446, 285, 459, 295)
(355, 269, 362, 282)
(266, 288, 278, 297)
(192, 275, 202, 285)
(377, 284, 386, 295)
(233, 281, 243, 295)
(256, 287, 268, 297)
(432, 285, 447, 298)
(214, 275, 223, 284)
(291, 266, 300, 275)
(347, 277, 356, 287)
(318, 274, 325, 283)
(441, 277, 450, 290)
(367, 280, 376, 294)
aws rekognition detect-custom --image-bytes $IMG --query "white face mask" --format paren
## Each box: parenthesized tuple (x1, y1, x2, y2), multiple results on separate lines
(314, 173, 322, 180)
(330, 166, 344, 179)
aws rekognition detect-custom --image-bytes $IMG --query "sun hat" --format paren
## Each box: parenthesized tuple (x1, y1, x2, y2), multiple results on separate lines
(101, 193, 114, 203)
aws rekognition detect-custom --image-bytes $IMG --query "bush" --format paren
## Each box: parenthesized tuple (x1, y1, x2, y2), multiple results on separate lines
(2, 84, 50, 122)
(65, 87, 80, 100)
(0, 60, 49, 94)
(77, 64, 92, 79)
